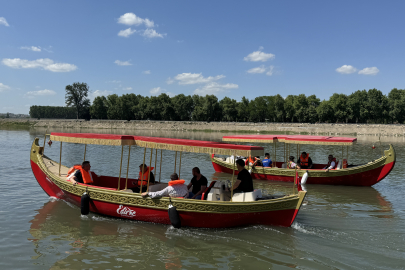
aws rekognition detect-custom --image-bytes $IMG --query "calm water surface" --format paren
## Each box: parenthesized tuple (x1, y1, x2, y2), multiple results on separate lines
(1, 127, 404, 269)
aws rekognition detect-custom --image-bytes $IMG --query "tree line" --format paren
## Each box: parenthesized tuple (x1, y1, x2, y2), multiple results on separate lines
(29, 83, 405, 124)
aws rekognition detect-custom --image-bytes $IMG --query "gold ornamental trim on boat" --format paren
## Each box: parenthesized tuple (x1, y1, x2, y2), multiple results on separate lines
(222, 137, 357, 146)
(49, 135, 135, 146)
(135, 140, 264, 157)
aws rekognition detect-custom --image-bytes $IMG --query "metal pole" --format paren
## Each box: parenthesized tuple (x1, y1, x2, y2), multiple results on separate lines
(117, 145, 124, 191)
(342, 146, 344, 163)
(59, 142, 62, 176)
(154, 149, 157, 175)
(346, 145, 349, 161)
(178, 151, 182, 179)
(174, 151, 177, 173)
(125, 145, 131, 190)
(146, 148, 153, 192)
(140, 147, 146, 193)
(293, 167, 297, 195)
(274, 141, 277, 168)
(231, 158, 236, 202)
(159, 149, 162, 183)
(42, 129, 47, 156)
(83, 144, 87, 162)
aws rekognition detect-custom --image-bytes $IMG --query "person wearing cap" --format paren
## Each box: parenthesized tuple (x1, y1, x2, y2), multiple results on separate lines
(142, 173, 188, 198)
(130, 163, 155, 193)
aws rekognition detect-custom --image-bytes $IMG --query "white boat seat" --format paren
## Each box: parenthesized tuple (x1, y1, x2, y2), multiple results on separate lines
(232, 189, 262, 202)
(207, 181, 228, 201)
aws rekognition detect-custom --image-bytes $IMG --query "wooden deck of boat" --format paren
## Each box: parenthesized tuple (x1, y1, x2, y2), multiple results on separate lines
(42, 156, 69, 180)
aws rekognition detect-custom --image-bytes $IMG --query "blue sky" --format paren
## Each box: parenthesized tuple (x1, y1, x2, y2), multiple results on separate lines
(1, 0, 404, 114)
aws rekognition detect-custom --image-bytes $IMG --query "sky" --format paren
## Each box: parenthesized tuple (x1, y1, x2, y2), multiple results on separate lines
(1, 0, 405, 114)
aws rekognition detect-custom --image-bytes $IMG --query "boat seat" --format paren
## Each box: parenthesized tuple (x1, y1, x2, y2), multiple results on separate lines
(281, 163, 287, 168)
(207, 181, 229, 201)
(232, 189, 262, 202)
(148, 183, 168, 192)
(121, 189, 133, 193)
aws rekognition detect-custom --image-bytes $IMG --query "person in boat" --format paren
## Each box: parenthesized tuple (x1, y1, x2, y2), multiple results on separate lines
(323, 155, 337, 172)
(225, 159, 254, 198)
(187, 167, 208, 200)
(69, 161, 98, 186)
(252, 156, 263, 167)
(297, 152, 313, 169)
(131, 164, 155, 193)
(142, 173, 188, 198)
(287, 156, 297, 169)
(261, 153, 272, 167)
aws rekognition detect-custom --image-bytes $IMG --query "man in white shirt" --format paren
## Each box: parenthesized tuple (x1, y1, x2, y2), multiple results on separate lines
(324, 155, 336, 172)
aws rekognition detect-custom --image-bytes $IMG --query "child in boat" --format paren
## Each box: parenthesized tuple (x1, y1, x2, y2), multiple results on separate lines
(287, 156, 297, 169)
(142, 173, 189, 198)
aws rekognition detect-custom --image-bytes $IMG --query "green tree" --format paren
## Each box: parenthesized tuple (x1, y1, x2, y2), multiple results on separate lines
(171, 94, 194, 121)
(273, 94, 285, 122)
(366, 88, 388, 123)
(307, 95, 320, 123)
(90, 96, 108, 119)
(329, 93, 348, 122)
(249, 96, 268, 122)
(284, 95, 295, 122)
(6, 112, 9, 118)
(219, 97, 238, 121)
(388, 88, 405, 123)
(316, 100, 333, 122)
(65, 82, 91, 119)
(106, 94, 121, 120)
(157, 93, 176, 120)
(236, 96, 250, 122)
(293, 94, 308, 122)
(347, 90, 369, 123)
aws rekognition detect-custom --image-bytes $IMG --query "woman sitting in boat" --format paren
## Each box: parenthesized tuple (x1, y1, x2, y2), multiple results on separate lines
(142, 173, 189, 199)
(287, 156, 297, 169)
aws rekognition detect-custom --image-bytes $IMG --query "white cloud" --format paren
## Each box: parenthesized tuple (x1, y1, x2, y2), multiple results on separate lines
(194, 82, 238, 95)
(266, 66, 275, 76)
(142, 70, 151, 74)
(114, 60, 132, 66)
(21, 46, 41, 52)
(336, 65, 357, 74)
(166, 92, 175, 97)
(358, 67, 379, 75)
(106, 80, 121, 83)
(141, 28, 165, 38)
(173, 73, 225, 85)
(0, 83, 10, 92)
(118, 28, 137, 37)
(166, 77, 174, 84)
(118, 13, 155, 28)
(123, 87, 132, 91)
(2, 58, 77, 72)
(247, 65, 266, 74)
(0, 17, 9, 27)
(25, 89, 56, 97)
(244, 50, 275, 62)
(89, 90, 113, 100)
(150, 87, 163, 95)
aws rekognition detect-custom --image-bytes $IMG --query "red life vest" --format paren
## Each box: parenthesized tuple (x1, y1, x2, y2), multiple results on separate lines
(137, 167, 154, 186)
(168, 180, 185, 186)
(299, 154, 310, 167)
(67, 165, 93, 184)
(327, 158, 337, 169)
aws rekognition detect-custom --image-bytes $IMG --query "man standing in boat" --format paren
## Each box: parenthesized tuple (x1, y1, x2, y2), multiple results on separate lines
(297, 152, 313, 169)
(69, 161, 98, 186)
(187, 167, 208, 200)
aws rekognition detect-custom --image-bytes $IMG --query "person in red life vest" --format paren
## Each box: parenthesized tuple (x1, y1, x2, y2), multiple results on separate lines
(69, 161, 98, 186)
(142, 173, 188, 198)
(187, 167, 208, 200)
(323, 155, 337, 172)
(131, 163, 155, 193)
(297, 152, 313, 169)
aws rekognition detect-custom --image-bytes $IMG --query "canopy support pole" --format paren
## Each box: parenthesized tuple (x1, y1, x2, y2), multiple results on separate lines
(140, 147, 146, 193)
(347, 145, 349, 162)
(284, 143, 286, 163)
(42, 129, 47, 156)
(154, 149, 157, 176)
(83, 144, 87, 162)
(117, 145, 124, 191)
(231, 158, 236, 202)
(274, 141, 277, 168)
(58, 142, 62, 176)
(178, 151, 182, 179)
(293, 167, 297, 195)
(174, 151, 177, 173)
(159, 149, 162, 183)
(124, 145, 131, 190)
(147, 148, 153, 192)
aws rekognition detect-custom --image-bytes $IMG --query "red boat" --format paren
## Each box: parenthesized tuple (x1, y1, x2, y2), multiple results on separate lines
(30, 133, 306, 228)
(212, 135, 395, 186)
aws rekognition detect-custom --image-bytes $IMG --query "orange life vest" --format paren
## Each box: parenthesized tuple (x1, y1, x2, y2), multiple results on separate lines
(67, 165, 93, 184)
(137, 167, 154, 186)
(168, 179, 185, 186)
(327, 158, 337, 169)
(299, 154, 310, 167)
(245, 156, 255, 165)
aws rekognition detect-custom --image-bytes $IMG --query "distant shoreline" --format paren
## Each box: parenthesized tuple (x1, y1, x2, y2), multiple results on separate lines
(1, 118, 403, 136)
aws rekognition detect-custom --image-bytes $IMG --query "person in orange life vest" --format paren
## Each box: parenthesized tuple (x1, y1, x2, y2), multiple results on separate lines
(297, 152, 313, 169)
(131, 163, 155, 193)
(142, 173, 188, 198)
(187, 167, 208, 200)
(323, 155, 336, 172)
(70, 161, 98, 186)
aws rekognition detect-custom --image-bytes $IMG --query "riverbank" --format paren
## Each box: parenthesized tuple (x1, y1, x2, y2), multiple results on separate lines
(0, 118, 402, 136)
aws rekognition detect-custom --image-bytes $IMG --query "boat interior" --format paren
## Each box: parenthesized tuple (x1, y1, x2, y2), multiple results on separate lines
(42, 156, 267, 203)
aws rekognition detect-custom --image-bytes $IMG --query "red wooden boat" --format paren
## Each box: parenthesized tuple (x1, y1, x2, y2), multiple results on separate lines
(30, 133, 306, 228)
(212, 135, 395, 186)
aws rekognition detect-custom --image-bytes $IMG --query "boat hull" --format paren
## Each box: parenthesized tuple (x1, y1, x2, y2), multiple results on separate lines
(212, 145, 396, 187)
(30, 139, 306, 228)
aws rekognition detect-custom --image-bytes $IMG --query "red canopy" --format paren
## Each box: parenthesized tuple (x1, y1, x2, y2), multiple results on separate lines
(223, 135, 357, 145)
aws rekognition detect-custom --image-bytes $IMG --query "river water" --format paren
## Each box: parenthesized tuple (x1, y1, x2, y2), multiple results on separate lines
(0, 127, 404, 269)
